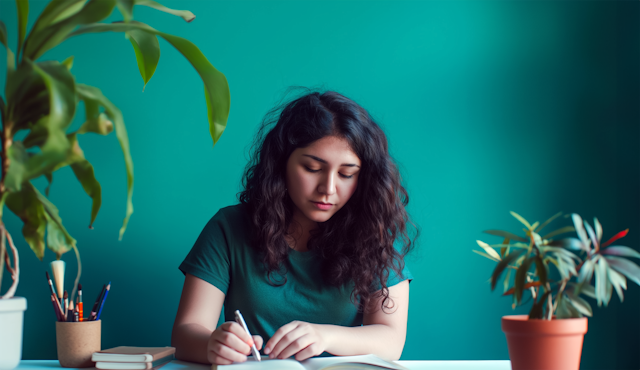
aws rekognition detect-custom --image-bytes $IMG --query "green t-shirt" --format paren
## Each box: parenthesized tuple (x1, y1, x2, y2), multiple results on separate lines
(179, 204, 413, 343)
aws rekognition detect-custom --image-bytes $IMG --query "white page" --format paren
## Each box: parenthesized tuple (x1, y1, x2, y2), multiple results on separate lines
(300, 355, 406, 370)
(216, 358, 304, 370)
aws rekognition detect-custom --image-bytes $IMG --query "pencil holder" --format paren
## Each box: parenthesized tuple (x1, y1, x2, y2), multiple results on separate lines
(55, 320, 101, 368)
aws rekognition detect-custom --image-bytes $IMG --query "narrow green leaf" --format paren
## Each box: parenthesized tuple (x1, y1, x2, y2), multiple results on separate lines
(503, 268, 511, 294)
(135, 0, 195, 22)
(535, 256, 548, 288)
(594, 257, 611, 306)
(594, 218, 603, 244)
(31, 0, 88, 32)
(472, 250, 500, 263)
(127, 28, 159, 90)
(76, 84, 133, 240)
(566, 292, 593, 317)
(69, 21, 230, 147)
(0, 20, 7, 47)
(490, 249, 525, 291)
(542, 226, 577, 241)
(530, 221, 539, 231)
(71, 158, 102, 229)
(483, 229, 528, 243)
(50, 1, 87, 25)
(578, 258, 595, 284)
(605, 256, 640, 286)
(578, 283, 596, 299)
(61, 55, 74, 70)
(77, 112, 113, 135)
(476, 240, 501, 260)
(535, 212, 562, 233)
(23, 0, 116, 61)
(515, 256, 534, 304)
(116, 0, 134, 22)
(510, 211, 531, 229)
(16, 0, 29, 60)
(584, 220, 599, 251)
(5, 183, 47, 260)
(45, 172, 53, 196)
(601, 246, 640, 259)
(547, 238, 583, 251)
(1, 21, 16, 72)
(607, 266, 627, 302)
(528, 291, 550, 319)
(571, 214, 591, 250)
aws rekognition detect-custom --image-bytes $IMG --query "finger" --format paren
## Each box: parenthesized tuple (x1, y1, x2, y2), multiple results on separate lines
(265, 321, 300, 355)
(217, 330, 252, 355)
(209, 341, 247, 364)
(277, 333, 313, 360)
(222, 322, 253, 353)
(253, 335, 264, 350)
(294, 342, 322, 361)
(207, 349, 234, 366)
(269, 327, 308, 359)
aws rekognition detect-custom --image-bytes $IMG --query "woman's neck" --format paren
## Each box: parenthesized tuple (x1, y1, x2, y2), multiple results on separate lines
(286, 208, 317, 252)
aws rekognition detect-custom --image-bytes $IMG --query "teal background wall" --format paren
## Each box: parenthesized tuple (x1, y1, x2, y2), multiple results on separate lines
(1, 1, 638, 368)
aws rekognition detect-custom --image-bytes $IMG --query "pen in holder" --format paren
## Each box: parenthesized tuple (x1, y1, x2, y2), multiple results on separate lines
(56, 320, 101, 368)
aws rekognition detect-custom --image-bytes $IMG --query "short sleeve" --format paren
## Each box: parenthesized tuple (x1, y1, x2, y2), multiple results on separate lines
(371, 241, 414, 292)
(179, 210, 231, 294)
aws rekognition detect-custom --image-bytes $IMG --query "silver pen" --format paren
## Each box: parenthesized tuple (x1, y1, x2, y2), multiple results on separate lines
(235, 310, 261, 361)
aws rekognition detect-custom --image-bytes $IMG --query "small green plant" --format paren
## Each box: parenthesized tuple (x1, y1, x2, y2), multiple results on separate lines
(0, 0, 230, 300)
(474, 212, 640, 319)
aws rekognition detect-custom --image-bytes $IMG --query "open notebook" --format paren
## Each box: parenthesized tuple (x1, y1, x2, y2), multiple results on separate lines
(213, 354, 408, 370)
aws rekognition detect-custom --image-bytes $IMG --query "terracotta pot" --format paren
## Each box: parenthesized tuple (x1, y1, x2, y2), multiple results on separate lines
(502, 315, 588, 370)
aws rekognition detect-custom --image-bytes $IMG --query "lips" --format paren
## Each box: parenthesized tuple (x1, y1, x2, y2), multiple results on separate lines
(311, 201, 333, 210)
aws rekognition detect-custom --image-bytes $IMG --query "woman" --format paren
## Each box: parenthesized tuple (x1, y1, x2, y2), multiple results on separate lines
(171, 90, 418, 365)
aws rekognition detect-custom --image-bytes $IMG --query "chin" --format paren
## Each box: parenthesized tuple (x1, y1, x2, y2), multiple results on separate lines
(305, 210, 335, 223)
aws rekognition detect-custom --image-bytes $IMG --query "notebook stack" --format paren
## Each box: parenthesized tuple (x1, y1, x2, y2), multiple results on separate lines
(92, 347, 175, 370)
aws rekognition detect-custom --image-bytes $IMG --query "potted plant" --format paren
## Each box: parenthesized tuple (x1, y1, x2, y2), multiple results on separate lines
(0, 0, 230, 368)
(474, 211, 640, 370)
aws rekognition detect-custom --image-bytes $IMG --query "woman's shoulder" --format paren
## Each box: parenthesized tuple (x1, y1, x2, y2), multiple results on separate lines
(211, 203, 251, 231)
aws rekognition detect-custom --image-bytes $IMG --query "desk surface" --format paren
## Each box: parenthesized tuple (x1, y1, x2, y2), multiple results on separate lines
(17, 360, 511, 370)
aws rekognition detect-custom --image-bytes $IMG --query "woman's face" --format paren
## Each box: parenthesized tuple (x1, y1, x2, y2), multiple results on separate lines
(286, 135, 361, 225)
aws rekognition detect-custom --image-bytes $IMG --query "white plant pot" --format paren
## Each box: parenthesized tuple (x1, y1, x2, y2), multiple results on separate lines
(0, 297, 27, 370)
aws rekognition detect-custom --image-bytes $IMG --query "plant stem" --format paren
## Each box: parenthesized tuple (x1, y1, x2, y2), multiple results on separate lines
(0, 119, 12, 296)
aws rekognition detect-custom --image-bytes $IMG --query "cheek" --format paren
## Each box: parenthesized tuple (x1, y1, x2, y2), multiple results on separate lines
(287, 168, 316, 198)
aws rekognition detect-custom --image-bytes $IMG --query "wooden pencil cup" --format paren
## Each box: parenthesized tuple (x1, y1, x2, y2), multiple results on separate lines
(55, 320, 101, 368)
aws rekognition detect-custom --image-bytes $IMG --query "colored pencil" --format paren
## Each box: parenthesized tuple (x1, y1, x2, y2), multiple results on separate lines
(78, 283, 83, 322)
(95, 282, 110, 321)
(46, 272, 64, 318)
(90, 284, 106, 321)
(50, 294, 61, 321)
(63, 291, 68, 318)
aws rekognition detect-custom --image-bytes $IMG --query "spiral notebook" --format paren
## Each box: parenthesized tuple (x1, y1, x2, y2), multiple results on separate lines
(213, 354, 408, 370)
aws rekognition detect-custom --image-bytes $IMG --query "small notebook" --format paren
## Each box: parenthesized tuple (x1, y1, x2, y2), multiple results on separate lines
(96, 355, 173, 370)
(214, 354, 408, 370)
(92, 346, 176, 363)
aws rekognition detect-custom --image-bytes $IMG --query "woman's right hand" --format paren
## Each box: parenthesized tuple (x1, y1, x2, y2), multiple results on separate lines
(207, 321, 263, 365)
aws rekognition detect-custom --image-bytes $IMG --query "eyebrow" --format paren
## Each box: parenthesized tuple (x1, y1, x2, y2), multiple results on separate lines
(302, 154, 361, 168)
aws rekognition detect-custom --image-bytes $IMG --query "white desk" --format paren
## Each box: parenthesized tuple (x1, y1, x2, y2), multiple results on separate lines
(17, 360, 511, 370)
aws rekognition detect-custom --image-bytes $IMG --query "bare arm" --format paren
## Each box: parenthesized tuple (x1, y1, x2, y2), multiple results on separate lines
(265, 280, 410, 361)
(172, 274, 264, 364)
(171, 274, 224, 363)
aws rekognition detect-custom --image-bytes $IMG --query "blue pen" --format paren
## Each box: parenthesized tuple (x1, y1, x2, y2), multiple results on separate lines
(96, 282, 111, 320)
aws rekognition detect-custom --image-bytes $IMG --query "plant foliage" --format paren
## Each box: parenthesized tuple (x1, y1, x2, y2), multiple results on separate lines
(0, 0, 230, 299)
(474, 212, 640, 319)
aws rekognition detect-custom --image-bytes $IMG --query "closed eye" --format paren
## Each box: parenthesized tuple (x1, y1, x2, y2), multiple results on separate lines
(304, 166, 354, 179)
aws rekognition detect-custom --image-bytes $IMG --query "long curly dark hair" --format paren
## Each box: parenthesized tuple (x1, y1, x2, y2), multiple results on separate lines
(239, 89, 418, 313)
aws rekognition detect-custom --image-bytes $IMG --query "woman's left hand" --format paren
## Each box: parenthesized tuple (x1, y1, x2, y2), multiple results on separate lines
(264, 321, 328, 361)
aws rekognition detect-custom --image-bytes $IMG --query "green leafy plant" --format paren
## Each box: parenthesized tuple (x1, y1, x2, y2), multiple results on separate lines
(474, 211, 640, 319)
(0, 0, 230, 300)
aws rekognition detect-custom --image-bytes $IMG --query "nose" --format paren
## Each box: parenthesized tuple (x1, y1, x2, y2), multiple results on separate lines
(317, 172, 336, 196)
